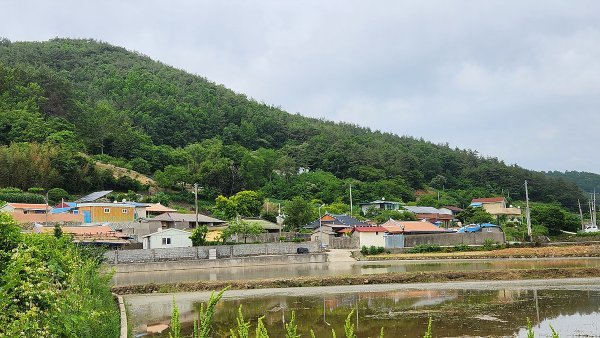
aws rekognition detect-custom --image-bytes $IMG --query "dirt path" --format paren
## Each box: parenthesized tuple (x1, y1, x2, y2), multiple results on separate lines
(122, 277, 600, 304)
(113, 267, 600, 294)
(327, 249, 356, 262)
(366, 244, 600, 260)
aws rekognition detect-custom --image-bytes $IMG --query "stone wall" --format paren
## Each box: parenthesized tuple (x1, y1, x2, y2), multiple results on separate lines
(403, 232, 505, 248)
(330, 236, 360, 249)
(109, 253, 328, 275)
(104, 241, 320, 264)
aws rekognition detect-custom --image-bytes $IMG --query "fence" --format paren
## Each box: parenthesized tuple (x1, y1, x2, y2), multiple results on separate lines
(104, 241, 321, 264)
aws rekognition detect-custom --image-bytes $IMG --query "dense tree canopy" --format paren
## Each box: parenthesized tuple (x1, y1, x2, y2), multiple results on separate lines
(0, 38, 589, 212)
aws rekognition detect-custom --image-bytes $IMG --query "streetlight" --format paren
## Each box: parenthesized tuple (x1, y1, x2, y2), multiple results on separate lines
(318, 204, 325, 248)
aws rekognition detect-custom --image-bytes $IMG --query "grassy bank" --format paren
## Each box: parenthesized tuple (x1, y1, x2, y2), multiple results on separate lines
(363, 245, 600, 260)
(112, 267, 600, 294)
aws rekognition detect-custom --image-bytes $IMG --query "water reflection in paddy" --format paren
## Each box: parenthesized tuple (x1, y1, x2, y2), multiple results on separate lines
(113, 257, 600, 287)
(129, 284, 600, 337)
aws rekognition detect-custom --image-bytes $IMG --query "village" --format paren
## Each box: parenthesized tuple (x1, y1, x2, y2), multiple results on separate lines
(0, 191, 520, 252)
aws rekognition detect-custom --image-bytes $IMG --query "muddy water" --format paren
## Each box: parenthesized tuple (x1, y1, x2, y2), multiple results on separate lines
(128, 280, 600, 337)
(112, 257, 600, 287)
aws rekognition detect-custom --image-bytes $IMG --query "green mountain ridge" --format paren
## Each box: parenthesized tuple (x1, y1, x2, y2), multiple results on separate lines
(0, 38, 588, 208)
(545, 171, 600, 194)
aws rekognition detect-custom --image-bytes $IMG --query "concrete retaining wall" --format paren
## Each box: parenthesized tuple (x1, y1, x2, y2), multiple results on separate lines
(404, 232, 505, 247)
(104, 241, 320, 264)
(109, 252, 328, 273)
(330, 237, 360, 249)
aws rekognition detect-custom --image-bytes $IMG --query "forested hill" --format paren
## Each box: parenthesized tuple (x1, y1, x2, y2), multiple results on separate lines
(0, 38, 587, 208)
(545, 171, 600, 194)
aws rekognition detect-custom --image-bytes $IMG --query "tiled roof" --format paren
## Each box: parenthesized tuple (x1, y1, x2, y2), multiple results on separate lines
(6, 203, 49, 210)
(414, 213, 454, 220)
(304, 214, 369, 229)
(145, 203, 177, 213)
(403, 206, 441, 214)
(353, 226, 387, 232)
(381, 220, 450, 234)
(471, 197, 505, 203)
(151, 212, 225, 224)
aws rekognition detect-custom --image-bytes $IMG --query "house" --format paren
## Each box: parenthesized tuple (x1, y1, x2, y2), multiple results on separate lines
(351, 226, 387, 247)
(380, 219, 452, 234)
(443, 206, 464, 215)
(358, 200, 402, 214)
(470, 197, 522, 218)
(241, 217, 282, 233)
(145, 203, 177, 218)
(1, 203, 84, 224)
(34, 225, 129, 247)
(142, 228, 193, 249)
(148, 212, 226, 230)
(306, 213, 369, 245)
(76, 202, 143, 223)
(402, 206, 454, 227)
(1, 203, 51, 214)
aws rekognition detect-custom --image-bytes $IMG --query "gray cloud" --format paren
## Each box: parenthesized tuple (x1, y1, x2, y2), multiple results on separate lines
(3, 0, 600, 173)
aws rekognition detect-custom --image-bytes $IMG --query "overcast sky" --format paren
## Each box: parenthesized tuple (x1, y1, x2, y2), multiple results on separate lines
(3, 1, 600, 173)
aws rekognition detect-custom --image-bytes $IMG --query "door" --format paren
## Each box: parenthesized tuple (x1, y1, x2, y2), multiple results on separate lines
(83, 211, 91, 223)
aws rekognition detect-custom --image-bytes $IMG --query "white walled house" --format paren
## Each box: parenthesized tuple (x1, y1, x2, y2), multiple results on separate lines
(142, 228, 192, 249)
(351, 227, 387, 247)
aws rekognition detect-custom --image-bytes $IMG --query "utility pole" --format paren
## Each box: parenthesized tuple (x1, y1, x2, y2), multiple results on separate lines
(525, 180, 532, 240)
(593, 190, 597, 226)
(578, 199, 584, 230)
(45, 190, 49, 226)
(194, 183, 199, 228)
(349, 184, 353, 216)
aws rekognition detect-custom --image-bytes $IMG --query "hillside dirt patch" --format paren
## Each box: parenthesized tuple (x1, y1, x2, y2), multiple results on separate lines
(366, 245, 600, 261)
(94, 161, 156, 187)
(112, 267, 600, 294)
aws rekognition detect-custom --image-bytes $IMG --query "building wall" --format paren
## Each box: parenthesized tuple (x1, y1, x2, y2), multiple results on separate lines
(354, 232, 385, 247)
(144, 231, 192, 249)
(79, 206, 135, 223)
(10, 213, 83, 224)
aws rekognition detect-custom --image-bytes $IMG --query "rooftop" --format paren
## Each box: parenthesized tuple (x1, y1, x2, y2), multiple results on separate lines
(150, 212, 225, 224)
(471, 197, 506, 203)
(3, 203, 50, 210)
(381, 220, 451, 234)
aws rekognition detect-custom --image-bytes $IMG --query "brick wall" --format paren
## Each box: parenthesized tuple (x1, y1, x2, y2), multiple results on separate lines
(105, 241, 320, 264)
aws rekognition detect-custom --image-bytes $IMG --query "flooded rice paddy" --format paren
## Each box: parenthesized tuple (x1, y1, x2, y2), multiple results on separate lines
(126, 279, 600, 337)
(113, 257, 600, 287)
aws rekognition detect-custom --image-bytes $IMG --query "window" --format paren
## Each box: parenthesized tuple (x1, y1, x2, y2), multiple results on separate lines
(73, 210, 79, 215)
(103, 208, 110, 213)
(376, 232, 379, 235)
(122, 209, 128, 214)
(162, 237, 171, 245)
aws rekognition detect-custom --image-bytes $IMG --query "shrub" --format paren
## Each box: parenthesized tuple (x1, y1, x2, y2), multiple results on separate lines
(406, 244, 442, 253)
(360, 246, 368, 255)
(453, 244, 471, 252)
(0, 192, 45, 204)
(483, 238, 496, 251)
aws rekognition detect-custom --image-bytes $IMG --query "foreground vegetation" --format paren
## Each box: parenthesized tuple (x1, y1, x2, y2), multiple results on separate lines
(0, 214, 119, 337)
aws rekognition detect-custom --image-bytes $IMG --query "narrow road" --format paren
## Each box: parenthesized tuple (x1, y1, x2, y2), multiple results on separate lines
(327, 249, 356, 262)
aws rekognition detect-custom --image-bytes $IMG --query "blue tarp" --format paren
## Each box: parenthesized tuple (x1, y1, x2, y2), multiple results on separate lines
(51, 207, 74, 214)
(457, 223, 499, 233)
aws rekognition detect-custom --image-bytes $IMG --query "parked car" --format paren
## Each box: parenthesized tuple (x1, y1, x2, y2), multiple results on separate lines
(584, 224, 599, 233)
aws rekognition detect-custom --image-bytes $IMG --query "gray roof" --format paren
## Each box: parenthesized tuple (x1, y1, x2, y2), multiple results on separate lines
(150, 212, 225, 224)
(241, 218, 282, 230)
(403, 206, 442, 214)
(358, 200, 401, 205)
(75, 190, 113, 203)
(305, 214, 368, 230)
